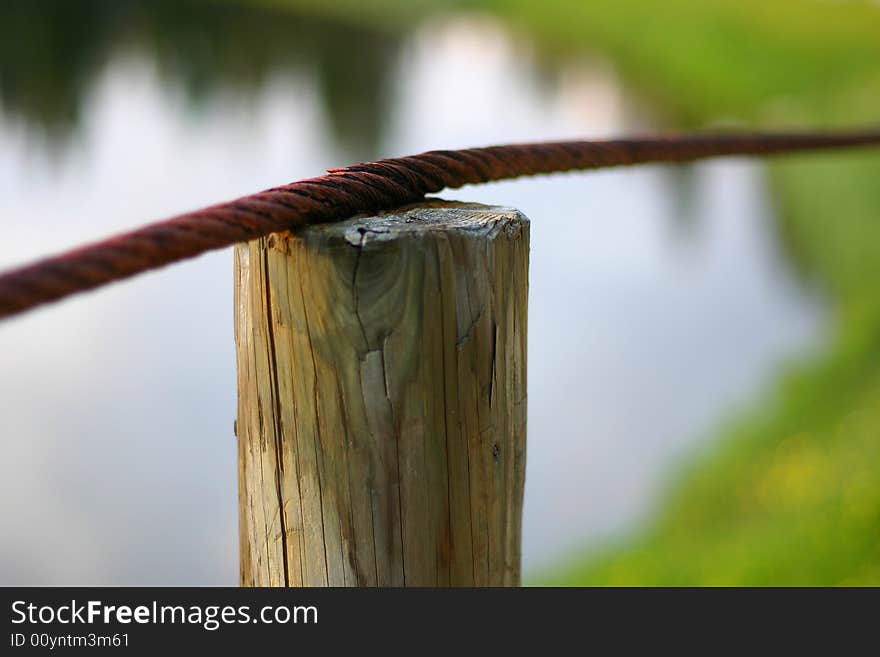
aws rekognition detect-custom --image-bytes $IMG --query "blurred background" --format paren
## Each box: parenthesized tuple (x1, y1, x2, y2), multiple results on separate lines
(1, 0, 879, 585)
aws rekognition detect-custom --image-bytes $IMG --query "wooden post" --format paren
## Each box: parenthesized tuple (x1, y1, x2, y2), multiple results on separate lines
(234, 200, 529, 586)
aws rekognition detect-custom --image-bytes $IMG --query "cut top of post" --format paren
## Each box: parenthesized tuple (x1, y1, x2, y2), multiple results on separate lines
(302, 199, 529, 245)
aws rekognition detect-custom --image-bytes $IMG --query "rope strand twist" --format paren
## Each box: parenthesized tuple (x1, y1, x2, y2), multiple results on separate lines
(2, 129, 880, 320)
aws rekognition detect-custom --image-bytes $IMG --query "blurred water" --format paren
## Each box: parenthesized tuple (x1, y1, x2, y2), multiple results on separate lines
(0, 6, 825, 583)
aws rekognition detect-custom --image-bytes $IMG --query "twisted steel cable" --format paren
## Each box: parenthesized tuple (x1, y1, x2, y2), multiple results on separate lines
(2, 128, 880, 321)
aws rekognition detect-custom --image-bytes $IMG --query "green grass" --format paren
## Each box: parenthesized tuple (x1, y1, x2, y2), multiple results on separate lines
(225, 0, 880, 584)
(480, 0, 880, 585)
(481, 0, 880, 586)
(543, 304, 880, 585)
(480, 0, 880, 122)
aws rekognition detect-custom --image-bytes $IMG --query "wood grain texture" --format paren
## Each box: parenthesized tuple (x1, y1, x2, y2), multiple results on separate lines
(234, 200, 529, 586)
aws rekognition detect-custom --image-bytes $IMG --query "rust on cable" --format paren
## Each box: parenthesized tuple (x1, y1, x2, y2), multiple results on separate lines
(1, 128, 880, 321)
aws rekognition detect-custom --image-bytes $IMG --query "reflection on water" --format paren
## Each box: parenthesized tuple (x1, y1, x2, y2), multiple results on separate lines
(0, 0, 400, 155)
(0, 5, 826, 583)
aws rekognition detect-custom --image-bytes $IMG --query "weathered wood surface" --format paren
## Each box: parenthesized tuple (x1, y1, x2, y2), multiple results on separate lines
(234, 200, 529, 586)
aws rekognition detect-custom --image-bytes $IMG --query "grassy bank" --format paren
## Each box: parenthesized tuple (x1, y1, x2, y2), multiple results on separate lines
(232, 0, 880, 584)
(478, 0, 880, 585)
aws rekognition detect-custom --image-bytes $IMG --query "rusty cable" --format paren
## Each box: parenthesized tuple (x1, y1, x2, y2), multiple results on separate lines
(1, 128, 880, 321)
